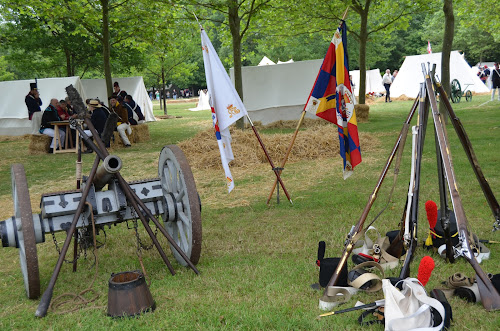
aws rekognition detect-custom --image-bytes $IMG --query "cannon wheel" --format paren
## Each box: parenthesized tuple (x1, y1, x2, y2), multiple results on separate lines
(450, 79, 462, 103)
(11, 164, 40, 299)
(465, 90, 472, 102)
(158, 145, 201, 266)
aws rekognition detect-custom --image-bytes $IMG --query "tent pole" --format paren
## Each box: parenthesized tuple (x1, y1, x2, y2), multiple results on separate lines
(266, 111, 306, 204)
(245, 114, 293, 204)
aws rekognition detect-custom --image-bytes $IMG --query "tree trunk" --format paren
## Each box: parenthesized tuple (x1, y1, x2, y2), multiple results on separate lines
(441, 0, 454, 123)
(101, 0, 113, 98)
(358, 9, 369, 105)
(71, 54, 75, 76)
(228, 0, 244, 129)
(64, 48, 71, 77)
(162, 65, 167, 115)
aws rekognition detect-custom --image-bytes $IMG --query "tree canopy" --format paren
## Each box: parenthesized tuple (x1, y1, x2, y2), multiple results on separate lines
(1, 0, 499, 95)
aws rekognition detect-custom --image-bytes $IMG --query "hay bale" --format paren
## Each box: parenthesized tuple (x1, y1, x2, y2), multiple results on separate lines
(110, 131, 127, 148)
(110, 124, 149, 148)
(355, 104, 370, 122)
(132, 124, 150, 142)
(178, 126, 378, 170)
(29, 134, 51, 154)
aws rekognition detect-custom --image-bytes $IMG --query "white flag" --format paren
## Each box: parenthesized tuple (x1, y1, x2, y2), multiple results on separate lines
(201, 28, 248, 192)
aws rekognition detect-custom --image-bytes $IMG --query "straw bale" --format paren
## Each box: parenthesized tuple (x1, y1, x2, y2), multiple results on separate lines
(256, 118, 329, 130)
(355, 104, 370, 122)
(130, 124, 150, 142)
(109, 124, 149, 148)
(110, 131, 129, 148)
(178, 125, 378, 171)
(28, 134, 51, 154)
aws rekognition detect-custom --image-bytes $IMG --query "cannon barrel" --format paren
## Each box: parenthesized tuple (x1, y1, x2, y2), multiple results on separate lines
(93, 155, 122, 191)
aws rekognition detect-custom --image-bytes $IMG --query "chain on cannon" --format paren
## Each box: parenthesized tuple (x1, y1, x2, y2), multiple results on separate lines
(0, 145, 202, 300)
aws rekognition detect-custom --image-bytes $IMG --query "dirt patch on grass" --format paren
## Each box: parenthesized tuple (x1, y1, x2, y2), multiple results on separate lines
(155, 115, 183, 120)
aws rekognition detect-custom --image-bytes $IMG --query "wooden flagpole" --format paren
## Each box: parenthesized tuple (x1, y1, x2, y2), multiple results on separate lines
(266, 111, 306, 204)
(246, 114, 293, 204)
(266, 8, 349, 204)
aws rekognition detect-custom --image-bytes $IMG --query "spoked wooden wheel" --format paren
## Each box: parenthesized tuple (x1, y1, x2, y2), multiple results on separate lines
(450, 79, 462, 103)
(465, 90, 472, 102)
(11, 164, 40, 299)
(158, 145, 202, 266)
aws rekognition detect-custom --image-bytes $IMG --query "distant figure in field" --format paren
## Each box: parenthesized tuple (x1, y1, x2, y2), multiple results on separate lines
(392, 70, 398, 82)
(477, 65, 490, 85)
(491, 62, 500, 101)
(25, 83, 43, 134)
(112, 81, 127, 99)
(124, 94, 145, 125)
(40, 98, 65, 151)
(382, 69, 393, 102)
(109, 96, 132, 147)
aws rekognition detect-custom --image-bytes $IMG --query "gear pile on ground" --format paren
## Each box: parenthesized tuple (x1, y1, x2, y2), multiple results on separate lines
(178, 119, 377, 170)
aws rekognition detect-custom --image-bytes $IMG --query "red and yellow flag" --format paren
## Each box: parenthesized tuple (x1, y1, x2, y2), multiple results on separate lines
(304, 22, 361, 179)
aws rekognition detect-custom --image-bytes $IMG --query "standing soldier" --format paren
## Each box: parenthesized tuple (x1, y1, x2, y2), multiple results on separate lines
(25, 82, 43, 134)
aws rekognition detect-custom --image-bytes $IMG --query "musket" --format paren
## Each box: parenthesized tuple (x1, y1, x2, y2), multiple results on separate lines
(317, 299, 385, 318)
(321, 96, 419, 298)
(432, 77, 500, 232)
(384, 198, 408, 258)
(399, 82, 429, 279)
(424, 65, 500, 311)
(435, 126, 455, 262)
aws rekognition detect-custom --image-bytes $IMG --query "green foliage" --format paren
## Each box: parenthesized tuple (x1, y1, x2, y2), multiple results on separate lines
(1, 0, 500, 89)
(0, 56, 15, 81)
(456, 0, 500, 40)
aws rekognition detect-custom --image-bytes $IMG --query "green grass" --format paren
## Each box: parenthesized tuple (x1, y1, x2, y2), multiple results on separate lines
(0, 97, 499, 330)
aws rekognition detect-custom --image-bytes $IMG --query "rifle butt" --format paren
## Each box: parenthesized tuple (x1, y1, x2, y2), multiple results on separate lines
(477, 273, 500, 311)
(386, 233, 404, 259)
(35, 287, 54, 317)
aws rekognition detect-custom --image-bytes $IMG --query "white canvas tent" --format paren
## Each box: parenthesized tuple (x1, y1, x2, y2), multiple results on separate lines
(350, 69, 385, 96)
(189, 90, 210, 111)
(391, 51, 489, 98)
(0, 76, 86, 136)
(81, 76, 155, 122)
(258, 56, 276, 66)
(277, 59, 294, 64)
(230, 59, 324, 124)
(230, 58, 385, 124)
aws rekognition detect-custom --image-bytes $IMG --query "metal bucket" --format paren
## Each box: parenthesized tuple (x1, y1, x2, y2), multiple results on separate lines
(107, 270, 155, 317)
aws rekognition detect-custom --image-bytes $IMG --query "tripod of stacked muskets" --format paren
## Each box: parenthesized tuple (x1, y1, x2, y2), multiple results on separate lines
(321, 63, 500, 312)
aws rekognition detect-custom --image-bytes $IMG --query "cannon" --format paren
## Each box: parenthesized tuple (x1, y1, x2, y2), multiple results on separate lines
(0, 145, 202, 300)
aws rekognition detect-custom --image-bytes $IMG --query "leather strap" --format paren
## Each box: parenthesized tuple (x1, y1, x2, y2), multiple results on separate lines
(348, 261, 384, 292)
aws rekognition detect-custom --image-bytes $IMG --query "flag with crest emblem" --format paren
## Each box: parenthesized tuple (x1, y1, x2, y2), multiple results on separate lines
(304, 22, 361, 179)
(201, 28, 248, 192)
